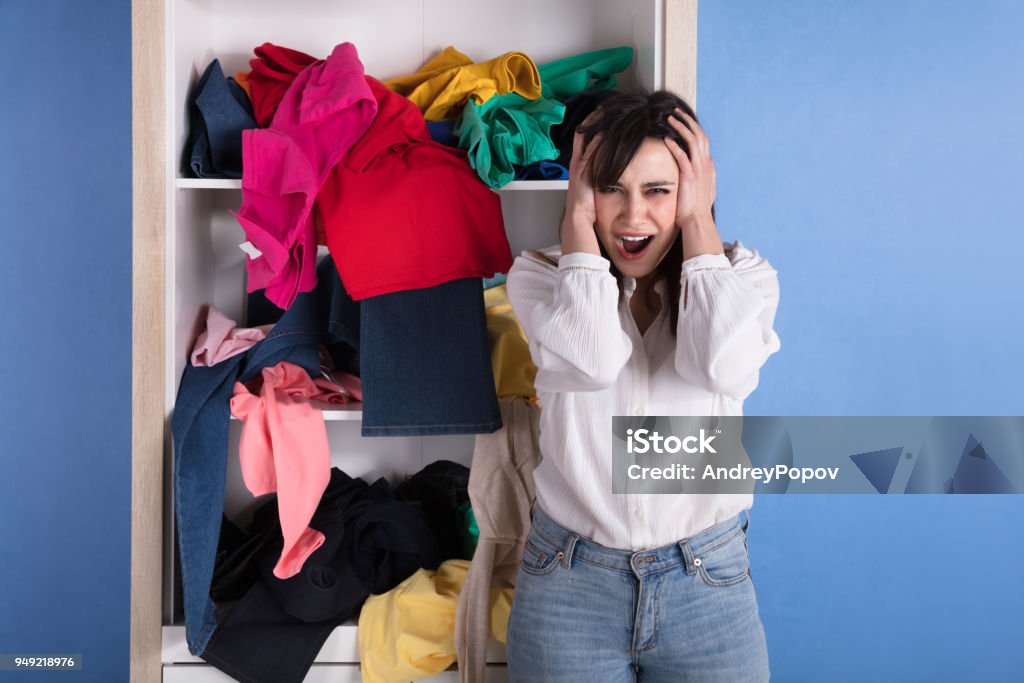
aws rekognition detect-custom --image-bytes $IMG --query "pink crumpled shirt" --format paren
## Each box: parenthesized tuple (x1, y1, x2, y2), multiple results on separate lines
(312, 370, 363, 405)
(230, 362, 332, 579)
(233, 42, 378, 310)
(190, 306, 272, 367)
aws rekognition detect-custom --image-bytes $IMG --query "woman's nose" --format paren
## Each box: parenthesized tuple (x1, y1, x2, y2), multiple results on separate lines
(621, 195, 647, 225)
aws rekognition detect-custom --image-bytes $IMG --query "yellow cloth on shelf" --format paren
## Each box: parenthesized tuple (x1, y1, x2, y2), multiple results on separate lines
(358, 559, 514, 683)
(383, 46, 542, 121)
(485, 284, 538, 401)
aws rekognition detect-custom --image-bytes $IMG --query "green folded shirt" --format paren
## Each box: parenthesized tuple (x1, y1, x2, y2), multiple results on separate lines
(455, 46, 633, 189)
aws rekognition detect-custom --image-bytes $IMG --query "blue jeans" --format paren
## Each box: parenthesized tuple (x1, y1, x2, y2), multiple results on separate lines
(506, 505, 770, 682)
(358, 277, 501, 436)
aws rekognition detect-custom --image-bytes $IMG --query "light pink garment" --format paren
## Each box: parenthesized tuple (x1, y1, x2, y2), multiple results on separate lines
(190, 306, 272, 367)
(312, 370, 363, 405)
(230, 362, 332, 579)
(233, 42, 377, 309)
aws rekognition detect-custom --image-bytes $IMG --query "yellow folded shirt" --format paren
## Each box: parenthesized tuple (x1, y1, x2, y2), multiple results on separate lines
(485, 284, 538, 401)
(383, 46, 542, 121)
(358, 559, 514, 683)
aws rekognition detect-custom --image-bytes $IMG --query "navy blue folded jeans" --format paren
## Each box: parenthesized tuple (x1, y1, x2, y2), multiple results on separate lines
(187, 58, 255, 178)
(359, 277, 501, 436)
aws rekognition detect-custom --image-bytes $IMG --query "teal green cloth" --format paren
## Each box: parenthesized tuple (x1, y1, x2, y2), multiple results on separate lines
(458, 500, 480, 559)
(537, 46, 634, 100)
(482, 273, 507, 289)
(456, 92, 564, 188)
(455, 46, 633, 189)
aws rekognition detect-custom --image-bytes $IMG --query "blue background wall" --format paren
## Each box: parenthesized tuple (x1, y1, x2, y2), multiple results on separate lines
(698, 0, 1024, 680)
(0, 1, 131, 681)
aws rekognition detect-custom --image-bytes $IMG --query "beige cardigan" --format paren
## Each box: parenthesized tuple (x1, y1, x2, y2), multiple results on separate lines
(455, 396, 542, 683)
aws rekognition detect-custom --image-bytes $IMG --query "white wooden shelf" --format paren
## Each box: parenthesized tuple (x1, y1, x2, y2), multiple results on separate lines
(175, 178, 241, 189)
(175, 178, 567, 191)
(161, 624, 508, 665)
(229, 403, 364, 421)
(499, 179, 569, 191)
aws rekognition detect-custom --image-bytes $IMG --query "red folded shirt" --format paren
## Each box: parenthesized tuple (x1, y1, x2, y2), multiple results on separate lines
(317, 77, 512, 300)
(248, 43, 318, 127)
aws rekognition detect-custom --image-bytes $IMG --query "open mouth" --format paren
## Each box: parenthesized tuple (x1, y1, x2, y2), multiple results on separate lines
(616, 235, 654, 260)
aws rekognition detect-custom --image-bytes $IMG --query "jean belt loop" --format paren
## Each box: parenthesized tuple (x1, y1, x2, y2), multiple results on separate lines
(742, 507, 751, 534)
(529, 497, 538, 521)
(562, 534, 579, 569)
(678, 539, 697, 575)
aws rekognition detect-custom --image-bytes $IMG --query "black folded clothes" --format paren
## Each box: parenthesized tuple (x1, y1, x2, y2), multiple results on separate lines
(203, 467, 440, 683)
(394, 459, 472, 563)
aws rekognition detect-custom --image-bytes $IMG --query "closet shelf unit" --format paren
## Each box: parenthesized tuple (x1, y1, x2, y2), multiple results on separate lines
(151, 0, 694, 679)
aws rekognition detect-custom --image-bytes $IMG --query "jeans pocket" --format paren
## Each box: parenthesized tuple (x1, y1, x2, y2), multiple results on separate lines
(695, 528, 751, 587)
(519, 533, 564, 576)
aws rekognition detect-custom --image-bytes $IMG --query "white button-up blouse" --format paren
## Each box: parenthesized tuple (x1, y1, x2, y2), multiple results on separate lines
(506, 240, 781, 550)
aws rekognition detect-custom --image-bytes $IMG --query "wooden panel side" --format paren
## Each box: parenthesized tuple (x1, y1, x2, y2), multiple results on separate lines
(131, 0, 165, 681)
(665, 0, 698, 108)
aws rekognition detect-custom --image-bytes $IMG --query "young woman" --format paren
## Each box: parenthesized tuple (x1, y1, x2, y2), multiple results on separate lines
(504, 91, 780, 682)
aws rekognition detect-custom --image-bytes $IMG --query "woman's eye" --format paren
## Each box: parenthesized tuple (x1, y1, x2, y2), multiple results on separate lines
(647, 188, 670, 195)
(597, 186, 620, 194)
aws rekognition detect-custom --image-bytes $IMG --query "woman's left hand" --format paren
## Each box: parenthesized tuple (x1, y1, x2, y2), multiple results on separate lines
(664, 109, 716, 227)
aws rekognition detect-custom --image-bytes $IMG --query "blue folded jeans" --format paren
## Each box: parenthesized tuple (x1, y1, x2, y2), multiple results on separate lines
(359, 277, 501, 436)
(506, 504, 771, 682)
(187, 58, 255, 178)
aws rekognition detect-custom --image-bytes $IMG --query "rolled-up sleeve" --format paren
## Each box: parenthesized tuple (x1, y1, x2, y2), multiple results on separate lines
(506, 250, 633, 392)
(674, 240, 781, 399)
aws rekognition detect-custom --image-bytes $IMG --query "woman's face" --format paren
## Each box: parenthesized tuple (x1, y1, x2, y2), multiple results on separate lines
(593, 137, 680, 281)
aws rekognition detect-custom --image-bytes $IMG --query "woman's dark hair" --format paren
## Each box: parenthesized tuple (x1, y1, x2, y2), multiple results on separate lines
(532, 90, 715, 336)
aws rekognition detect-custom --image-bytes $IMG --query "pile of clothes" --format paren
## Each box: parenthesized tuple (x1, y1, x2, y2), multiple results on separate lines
(190, 395, 542, 683)
(174, 40, 612, 683)
(187, 41, 632, 309)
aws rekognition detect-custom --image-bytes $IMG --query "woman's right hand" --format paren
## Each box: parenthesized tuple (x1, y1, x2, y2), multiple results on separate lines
(560, 121, 603, 256)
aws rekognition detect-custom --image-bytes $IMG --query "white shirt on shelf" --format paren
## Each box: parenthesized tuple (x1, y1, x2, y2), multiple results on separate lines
(506, 240, 782, 550)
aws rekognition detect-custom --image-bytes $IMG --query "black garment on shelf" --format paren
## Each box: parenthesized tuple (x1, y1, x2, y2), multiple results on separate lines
(395, 459, 472, 562)
(202, 468, 439, 683)
(210, 507, 279, 603)
(549, 88, 620, 168)
(186, 58, 256, 179)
